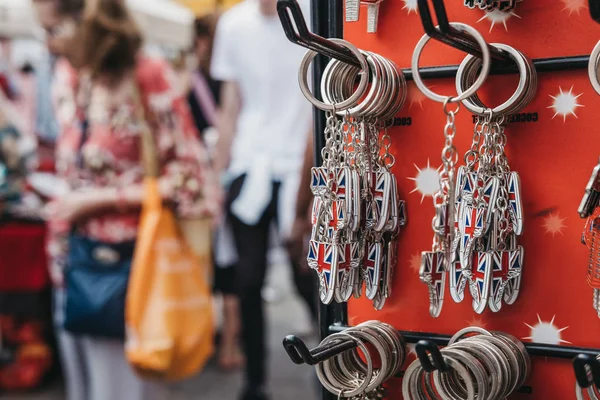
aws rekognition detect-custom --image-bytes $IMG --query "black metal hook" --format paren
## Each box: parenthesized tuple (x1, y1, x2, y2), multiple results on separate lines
(277, 0, 362, 69)
(417, 0, 512, 64)
(573, 354, 600, 389)
(415, 340, 450, 373)
(283, 335, 358, 366)
(590, 0, 600, 23)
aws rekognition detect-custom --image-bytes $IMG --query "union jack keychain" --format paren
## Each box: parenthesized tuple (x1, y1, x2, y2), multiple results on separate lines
(485, 118, 524, 313)
(420, 101, 460, 318)
(579, 159, 600, 316)
(373, 123, 406, 310)
(308, 111, 349, 304)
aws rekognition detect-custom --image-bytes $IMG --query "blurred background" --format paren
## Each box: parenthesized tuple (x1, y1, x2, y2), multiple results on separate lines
(0, 0, 318, 399)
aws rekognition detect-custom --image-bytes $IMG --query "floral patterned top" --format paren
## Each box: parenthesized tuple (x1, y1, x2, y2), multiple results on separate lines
(51, 56, 219, 244)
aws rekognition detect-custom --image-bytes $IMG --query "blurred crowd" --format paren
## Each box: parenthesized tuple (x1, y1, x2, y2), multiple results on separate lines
(0, 0, 315, 400)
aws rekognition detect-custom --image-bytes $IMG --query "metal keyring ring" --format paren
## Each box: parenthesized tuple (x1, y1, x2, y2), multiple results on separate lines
(334, 51, 382, 117)
(433, 357, 477, 400)
(299, 38, 369, 112)
(492, 331, 531, 388)
(477, 334, 521, 397)
(403, 360, 425, 399)
(357, 321, 406, 376)
(352, 323, 400, 379)
(334, 328, 390, 392)
(378, 55, 406, 120)
(448, 326, 493, 345)
(456, 43, 534, 116)
(411, 22, 491, 104)
(589, 40, 600, 95)
(361, 52, 391, 118)
(322, 59, 357, 111)
(440, 348, 488, 400)
(315, 333, 373, 398)
(455, 337, 507, 399)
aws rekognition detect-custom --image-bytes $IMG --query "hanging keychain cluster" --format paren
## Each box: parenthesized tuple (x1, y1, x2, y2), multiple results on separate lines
(412, 25, 535, 316)
(579, 160, 600, 316)
(580, 44, 600, 319)
(299, 39, 407, 310)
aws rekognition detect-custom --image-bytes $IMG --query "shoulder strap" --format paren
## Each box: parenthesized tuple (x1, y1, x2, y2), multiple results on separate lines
(130, 82, 159, 178)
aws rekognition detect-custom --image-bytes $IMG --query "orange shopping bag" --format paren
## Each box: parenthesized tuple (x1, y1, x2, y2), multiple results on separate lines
(125, 85, 214, 381)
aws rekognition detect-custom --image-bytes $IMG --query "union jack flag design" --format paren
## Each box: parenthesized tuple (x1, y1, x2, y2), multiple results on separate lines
(502, 245, 524, 306)
(487, 247, 524, 311)
(459, 205, 486, 269)
(373, 172, 391, 232)
(449, 252, 468, 303)
(364, 242, 382, 300)
(335, 242, 360, 302)
(469, 251, 492, 314)
(311, 197, 322, 226)
(459, 171, 498, 225)
(307, 240, 320, 270)
(312, 241, 337, 304)
(420, 251, 446, 318)
(508, 172, 524, 235)
(325, 200, 347, 236)
(476, 176, 499, 220)
(310, 167, 330, 196)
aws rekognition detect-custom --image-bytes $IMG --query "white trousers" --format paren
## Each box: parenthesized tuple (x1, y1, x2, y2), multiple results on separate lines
(54, 290, 169, 400)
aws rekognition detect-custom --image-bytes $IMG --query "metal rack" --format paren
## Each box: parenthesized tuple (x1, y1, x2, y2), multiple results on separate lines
(276, 0, 600, 397)
(277, 0, 591, 80)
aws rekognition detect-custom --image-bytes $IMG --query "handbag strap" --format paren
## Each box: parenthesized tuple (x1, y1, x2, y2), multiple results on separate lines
(130, 82, 159, 178)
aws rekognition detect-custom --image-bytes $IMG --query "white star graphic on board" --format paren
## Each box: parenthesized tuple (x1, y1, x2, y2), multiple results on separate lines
(548, 86, 584, 122)
(561, 0, 587, 15)
(523, 314, 571, 345)
(477, 9, 521, 32)
(467, 317, 487, 329)
(542, 212, 567, 237)
(408, 82, 427, 109)
(403, 0, 418, 14)
(407, 343, 418, 357)
(408, 160, 441, 204)
(410, 253, 422, 273)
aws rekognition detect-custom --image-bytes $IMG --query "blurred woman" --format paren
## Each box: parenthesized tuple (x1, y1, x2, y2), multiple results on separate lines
(188, 15, 243, 371)
(41, 0, 218, 399)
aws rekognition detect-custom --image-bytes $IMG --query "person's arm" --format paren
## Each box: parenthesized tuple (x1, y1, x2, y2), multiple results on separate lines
(213, 80, 241, 177)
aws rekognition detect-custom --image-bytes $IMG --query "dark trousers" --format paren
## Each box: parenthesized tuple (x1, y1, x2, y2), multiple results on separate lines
(228, 176, 318, 390)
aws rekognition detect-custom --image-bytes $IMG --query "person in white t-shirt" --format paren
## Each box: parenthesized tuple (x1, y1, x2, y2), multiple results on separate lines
(211, 0, 316, 399)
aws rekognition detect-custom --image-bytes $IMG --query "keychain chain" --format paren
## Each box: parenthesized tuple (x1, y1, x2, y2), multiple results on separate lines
(491, 118, 512, 249)
(380, 121, 395, 170)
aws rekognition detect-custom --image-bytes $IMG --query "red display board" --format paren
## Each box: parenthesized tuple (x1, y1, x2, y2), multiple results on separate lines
(345, 1, 600, 398)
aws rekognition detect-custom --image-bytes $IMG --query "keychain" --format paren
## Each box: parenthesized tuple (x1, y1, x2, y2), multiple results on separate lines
(580, 160, 600, 316)
(455, 43, 536, 314)
(411, 22, 492, 317)
(301, 40, 406, 308)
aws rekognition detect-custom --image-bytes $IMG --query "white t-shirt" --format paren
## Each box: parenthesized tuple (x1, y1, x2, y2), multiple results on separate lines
(211, 0, 312, 181)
